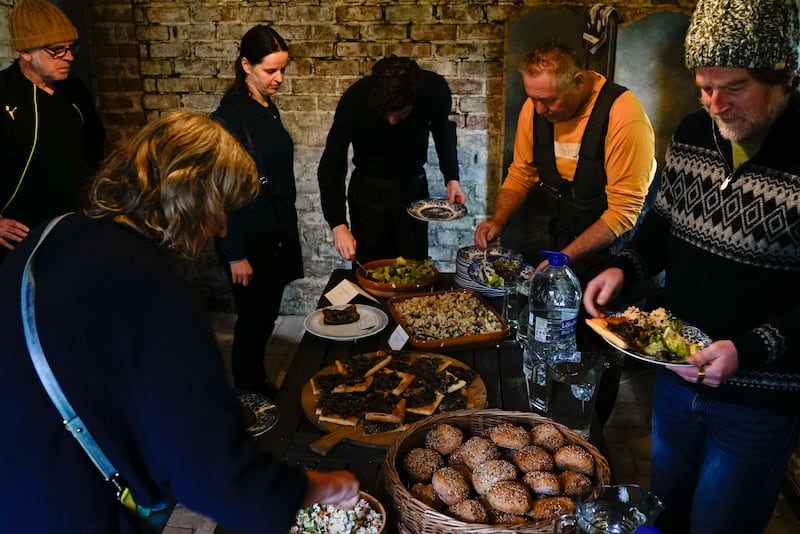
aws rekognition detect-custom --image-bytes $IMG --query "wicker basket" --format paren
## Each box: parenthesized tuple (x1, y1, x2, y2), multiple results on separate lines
(384, 409, 611, 534)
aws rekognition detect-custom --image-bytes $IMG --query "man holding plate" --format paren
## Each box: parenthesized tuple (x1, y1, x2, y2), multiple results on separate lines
(318, 56, 465, 264)
(584, 0, 800, 531)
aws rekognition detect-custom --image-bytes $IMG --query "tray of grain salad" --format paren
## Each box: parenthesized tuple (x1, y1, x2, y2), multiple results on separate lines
(386, 289, 509, 352)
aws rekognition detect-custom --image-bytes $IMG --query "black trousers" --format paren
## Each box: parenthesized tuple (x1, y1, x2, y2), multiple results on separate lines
(218, 230, 302, 391)
(347, 169, 429, 263)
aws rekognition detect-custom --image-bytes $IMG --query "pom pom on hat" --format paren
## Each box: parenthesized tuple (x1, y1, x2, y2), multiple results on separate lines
(685, 0, 800, 70)
(10, 0, 78, 52)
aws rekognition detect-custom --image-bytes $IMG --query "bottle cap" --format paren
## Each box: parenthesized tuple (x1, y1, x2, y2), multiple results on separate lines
(540, 250, 570, 266)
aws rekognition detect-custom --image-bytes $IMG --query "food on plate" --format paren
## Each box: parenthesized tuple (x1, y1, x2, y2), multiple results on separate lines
(309, 351, 481, 435)
(403, 447, 444, 483)
(425, 423, 464, 455)
(448, 498, 488, 523)
(398, 420, 604, 526)
(322, 303, 361, 325)
(471, 459, 517, 495)
(531, 495, 576, 521)
(488, 422, 532, 449)
(475, 257, 526, 288)
(586, 306, 703, 362)
(390, 291, 504, 340)
(553, 444, 595, 476)
(290, 495, 383, 534)
(485, 480, 532, 515)
(240, 404, 258, 431)
(431, 466, 471, 506)
(362, 256, 436, 285)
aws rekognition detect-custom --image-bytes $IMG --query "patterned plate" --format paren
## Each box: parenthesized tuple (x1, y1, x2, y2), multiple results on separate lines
(406, 198, 467, 222)
(238, 392, 279, 436)
(598, 313, 713, 367)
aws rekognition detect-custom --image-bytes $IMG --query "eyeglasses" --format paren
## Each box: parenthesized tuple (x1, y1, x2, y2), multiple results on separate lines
(42, 43, 80, 60)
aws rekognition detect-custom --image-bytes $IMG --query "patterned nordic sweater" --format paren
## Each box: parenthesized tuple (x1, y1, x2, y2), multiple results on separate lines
(611, 96, 800, 412)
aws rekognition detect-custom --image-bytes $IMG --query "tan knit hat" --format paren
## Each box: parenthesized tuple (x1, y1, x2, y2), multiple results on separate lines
(10, 0, 78, 52)
(685, 0, 800, 71)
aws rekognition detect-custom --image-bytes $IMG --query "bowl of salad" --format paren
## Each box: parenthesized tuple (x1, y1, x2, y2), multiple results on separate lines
(290, 491, 386, 534)
(356, 257, 438, 298)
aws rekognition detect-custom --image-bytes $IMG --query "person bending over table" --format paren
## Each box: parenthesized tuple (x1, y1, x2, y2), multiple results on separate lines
(318, 55, 465, 264)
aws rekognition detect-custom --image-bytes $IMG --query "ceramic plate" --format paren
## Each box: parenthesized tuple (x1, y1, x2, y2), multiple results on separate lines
(406, 198, 467, 222)
(303, 304, 389, 341)
(467, 256, 531, 289)
(595, 313, 712, 367)
(238, 392, 279, 436)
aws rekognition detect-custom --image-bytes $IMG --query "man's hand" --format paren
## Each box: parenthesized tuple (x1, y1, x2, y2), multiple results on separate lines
(230, 258, 253, 286)
(582, 267, 625, 317)
(446, 180, 466, 205)
(474, 220, 503, 250)
(303, 470, 360, 509)
(667, 340, 739, 388)
(0, 215, 29, 251)
(332, 224, 356, 261)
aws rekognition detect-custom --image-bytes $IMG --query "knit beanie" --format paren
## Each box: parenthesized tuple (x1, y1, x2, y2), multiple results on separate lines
(685, 0, 800, 70)
(10, 0, 78, 52)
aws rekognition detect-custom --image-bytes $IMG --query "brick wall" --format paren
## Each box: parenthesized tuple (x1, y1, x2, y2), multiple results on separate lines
(0, 0, 695, 315)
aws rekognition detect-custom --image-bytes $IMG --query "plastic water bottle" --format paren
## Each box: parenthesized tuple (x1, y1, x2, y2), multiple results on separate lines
(523, 251, 582, 413)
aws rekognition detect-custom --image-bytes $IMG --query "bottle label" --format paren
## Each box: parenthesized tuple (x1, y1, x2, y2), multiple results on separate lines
(533, 316, 549, 343)
(560, 315, 577, 339)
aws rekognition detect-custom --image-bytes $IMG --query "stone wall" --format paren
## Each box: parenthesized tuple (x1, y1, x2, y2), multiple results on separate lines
(0, 0, 696, 315)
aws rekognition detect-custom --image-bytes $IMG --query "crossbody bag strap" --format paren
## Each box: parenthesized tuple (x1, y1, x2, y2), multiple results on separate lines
(20, 213, 127, 496)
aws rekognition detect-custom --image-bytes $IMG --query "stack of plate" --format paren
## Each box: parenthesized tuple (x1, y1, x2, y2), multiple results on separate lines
(454, 245, 523, 298)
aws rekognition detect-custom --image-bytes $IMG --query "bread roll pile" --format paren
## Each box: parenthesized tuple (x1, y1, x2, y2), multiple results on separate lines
(401, 421, 598, 525)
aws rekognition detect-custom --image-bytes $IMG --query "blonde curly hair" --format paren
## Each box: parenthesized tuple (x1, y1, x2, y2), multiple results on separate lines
(87, 111, 259, 259)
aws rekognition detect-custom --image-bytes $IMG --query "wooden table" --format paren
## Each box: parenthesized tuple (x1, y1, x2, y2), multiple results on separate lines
(215, 269, 609, 533)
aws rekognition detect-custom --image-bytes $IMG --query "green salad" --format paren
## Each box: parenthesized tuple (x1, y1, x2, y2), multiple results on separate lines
(364, 257, 436, 285)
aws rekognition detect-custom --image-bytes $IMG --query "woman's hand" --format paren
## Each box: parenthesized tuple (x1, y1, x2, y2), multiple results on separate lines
(446, 180, 466, 205)
(332, 224, 357, 261)
(230, 258, 253, 286)
(303, 470, 360, 509)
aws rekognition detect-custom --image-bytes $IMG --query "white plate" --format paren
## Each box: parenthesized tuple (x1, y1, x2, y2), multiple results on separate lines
(407, 198, 467, 222)
(599, 313, 712, 367)
(238, 392, 279, 437)
(303, 305, 389, 341)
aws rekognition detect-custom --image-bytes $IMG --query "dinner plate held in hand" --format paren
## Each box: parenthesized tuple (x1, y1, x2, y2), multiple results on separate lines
(238, 392, 279, 436)
(587, 313, 712, 367)
(406, 198, 467, 222)
(303, 304, 389, 341)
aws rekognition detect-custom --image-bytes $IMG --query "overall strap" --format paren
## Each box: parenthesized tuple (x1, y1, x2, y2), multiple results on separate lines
(20, 214, 125, 493)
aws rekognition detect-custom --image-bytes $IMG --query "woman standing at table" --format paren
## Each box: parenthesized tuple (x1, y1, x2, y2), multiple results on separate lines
(211, 25, 303, 399)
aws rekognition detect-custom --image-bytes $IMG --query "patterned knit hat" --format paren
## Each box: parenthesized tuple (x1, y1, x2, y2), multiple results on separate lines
(685, 0, 800, 70)
(10, 0, 78, 52)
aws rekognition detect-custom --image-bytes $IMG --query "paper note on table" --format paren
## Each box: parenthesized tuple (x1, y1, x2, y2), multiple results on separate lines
(357, 312, 379, 331)
(325, 279, 379, 305)
(388, 324, 409, 350)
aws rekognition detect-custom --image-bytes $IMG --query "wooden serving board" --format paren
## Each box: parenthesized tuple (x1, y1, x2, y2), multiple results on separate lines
(302, 351, 487, 455)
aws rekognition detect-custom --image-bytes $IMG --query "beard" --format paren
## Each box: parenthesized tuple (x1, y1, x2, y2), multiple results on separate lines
(705, 85, 788, 141)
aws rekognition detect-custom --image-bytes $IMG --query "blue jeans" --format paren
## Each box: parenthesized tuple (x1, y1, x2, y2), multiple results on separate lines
(651, 369, 800, 534)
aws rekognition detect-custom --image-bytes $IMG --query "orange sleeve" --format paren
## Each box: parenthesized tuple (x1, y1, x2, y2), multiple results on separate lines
(501, 99, 540, 195)
(600, 90, 656, 237)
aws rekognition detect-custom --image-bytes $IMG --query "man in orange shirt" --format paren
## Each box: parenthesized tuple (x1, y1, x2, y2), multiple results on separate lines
(475, 39, 655, 285)
(474, 40, 655, 424)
